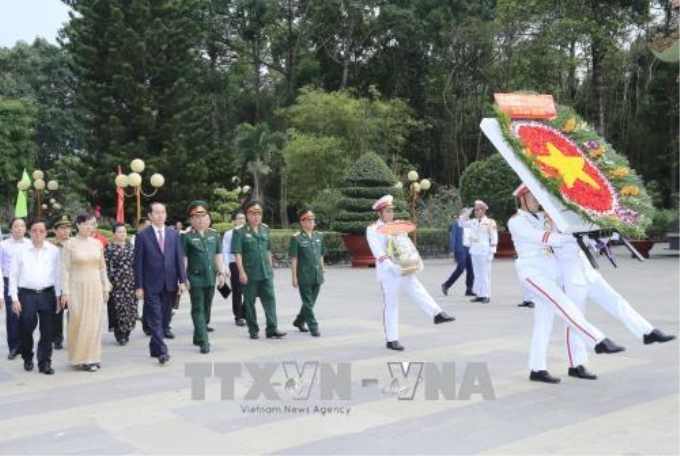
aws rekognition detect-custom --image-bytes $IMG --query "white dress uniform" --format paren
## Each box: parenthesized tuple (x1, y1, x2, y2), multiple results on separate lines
(554, 242, 654, 368)
(459, 214, 498, 298)
(366, 219, 442, 343)
(507, 209, 609, 371)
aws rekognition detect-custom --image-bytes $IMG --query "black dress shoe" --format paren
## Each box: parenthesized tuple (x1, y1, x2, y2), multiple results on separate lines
(310, 328, 320, 337)
(266, 330, 287, 339)
(143, 327, 151, 336)
(386, 340, 405, 351)
(517, 301, 534, 308)
(594, 338, 625, 354)
(250, 333, 260, 340)
(8, 349, 19, 360)
(293, 321, 309, 332)
(164, 330, 175, 339)
(529, 370, 560, 383)
(24, 360, 34, 371)
(465, 289, 476, 296)
(568, 365, 597, 380)
(158, 354, 170, 365)
(434, 312, 455, 324)
(441, 284, 449, 296)
(207, 326, 214, 332)
(236, 318, 246, 327)
(53, 341, 64, 350)
(480, 297, 490, 303)
(200, 345, 210, 354)
(39, 362, 54, 375)
(643, 329, 676, 345)
(470, 297, 484, 302)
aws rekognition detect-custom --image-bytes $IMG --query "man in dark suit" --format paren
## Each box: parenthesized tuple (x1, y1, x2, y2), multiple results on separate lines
(134, 202, 187, 365)
(441, 208, 474, 297)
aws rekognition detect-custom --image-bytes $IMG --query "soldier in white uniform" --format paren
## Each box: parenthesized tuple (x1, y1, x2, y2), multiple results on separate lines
(508, 184, 626, 383)
(459, 200, 498, 303)
(366, 195, 455, 351)
(553, 228, 676, 380)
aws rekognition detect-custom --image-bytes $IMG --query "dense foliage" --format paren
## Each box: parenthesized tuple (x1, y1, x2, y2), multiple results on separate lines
(0, 0, 676, 226)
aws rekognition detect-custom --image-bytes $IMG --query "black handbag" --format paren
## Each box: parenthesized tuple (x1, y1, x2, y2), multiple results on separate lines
(217, 282, 232, 299)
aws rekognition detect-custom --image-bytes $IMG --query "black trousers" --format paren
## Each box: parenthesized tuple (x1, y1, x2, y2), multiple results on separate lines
(53, 307, 65, 345)
(18, 288, 56, 365)
(229, 262, 244, 320)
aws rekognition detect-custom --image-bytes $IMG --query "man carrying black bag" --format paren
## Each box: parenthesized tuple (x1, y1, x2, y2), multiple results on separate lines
(221, 210, 246, 326)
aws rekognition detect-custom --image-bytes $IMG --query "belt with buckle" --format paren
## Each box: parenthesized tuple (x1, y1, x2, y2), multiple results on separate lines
(18, 286, 55, 294)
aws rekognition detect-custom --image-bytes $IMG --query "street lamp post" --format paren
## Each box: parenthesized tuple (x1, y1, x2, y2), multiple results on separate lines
(115, 159, 165, 227)
(17, 170, 60, 217)
(231, 176, 252, 204)
(406, 170, 431, 246)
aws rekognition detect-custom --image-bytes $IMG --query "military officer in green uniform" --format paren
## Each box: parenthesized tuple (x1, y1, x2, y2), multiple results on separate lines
(183, 201, 226, 353)
(232, 200, 286, 340)
(289, 207, 326, 337)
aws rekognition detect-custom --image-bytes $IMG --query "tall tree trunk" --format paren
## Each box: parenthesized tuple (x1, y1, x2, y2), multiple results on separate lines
(279, 173, 289, 228)
(208, 50, 221, 150)
(591, 35, 606, 136)
(253, 39, 262, 123)
(567, 40, 577, 102)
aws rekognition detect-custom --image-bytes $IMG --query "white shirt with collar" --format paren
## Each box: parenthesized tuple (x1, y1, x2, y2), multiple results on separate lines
(0, 236, 30, 278)
(9, 241, 62, 301)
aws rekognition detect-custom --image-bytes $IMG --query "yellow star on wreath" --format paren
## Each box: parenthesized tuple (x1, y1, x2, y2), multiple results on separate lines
(536, 142, 601, 190)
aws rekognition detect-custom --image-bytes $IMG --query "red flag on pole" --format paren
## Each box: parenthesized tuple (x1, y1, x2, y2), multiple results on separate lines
(116, 166, 125, 223)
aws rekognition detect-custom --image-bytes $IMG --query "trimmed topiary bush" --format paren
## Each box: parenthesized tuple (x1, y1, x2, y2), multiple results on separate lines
(460, 154, 521, 229)
(334, 152, 409, 234)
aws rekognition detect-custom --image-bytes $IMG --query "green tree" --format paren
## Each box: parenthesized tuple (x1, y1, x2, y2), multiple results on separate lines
(0, 98, 36, 215)
(232, 122, 287, 208)
(61, 0, 218, 218)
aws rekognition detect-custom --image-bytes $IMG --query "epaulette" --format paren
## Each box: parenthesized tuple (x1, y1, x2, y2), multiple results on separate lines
(262, 223, 269, 228)
(489, 219, 497, 228)
(234, 225, 245, 230)
(293, 231, 301, 237)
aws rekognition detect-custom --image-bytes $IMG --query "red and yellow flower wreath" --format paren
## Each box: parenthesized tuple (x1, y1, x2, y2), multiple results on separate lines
(496, 105, 654, 237)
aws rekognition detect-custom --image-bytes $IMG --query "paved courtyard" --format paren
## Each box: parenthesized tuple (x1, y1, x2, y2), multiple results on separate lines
(0, 245, 677, 455)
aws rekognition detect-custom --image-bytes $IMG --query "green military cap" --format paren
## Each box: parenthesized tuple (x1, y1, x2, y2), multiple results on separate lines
(244, 199, 263, 214)
(52, 214, 72, 229)
(187, 200, 209, 216)
(298, 206, 315, 221)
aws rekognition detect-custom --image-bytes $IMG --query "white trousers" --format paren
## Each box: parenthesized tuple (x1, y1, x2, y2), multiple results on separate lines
(522, 273, 606, 371)
(564, 275, 654, 367)
(379, 275, 442, 342)
(471, 254, 492, 298)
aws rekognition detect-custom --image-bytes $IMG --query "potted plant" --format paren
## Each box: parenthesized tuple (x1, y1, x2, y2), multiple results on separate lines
(333, 152, 409, 267)
(630, 208, 678, 258)
(459, 153, 521, 258)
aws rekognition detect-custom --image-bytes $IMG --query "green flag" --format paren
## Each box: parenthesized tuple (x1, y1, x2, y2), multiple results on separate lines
(15, 169, 31, 217)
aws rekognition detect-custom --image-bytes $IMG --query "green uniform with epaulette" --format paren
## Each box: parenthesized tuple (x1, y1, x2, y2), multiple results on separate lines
(183, 201, 223, 350)
(289, 229, 326, 332)
(231, 221, 279, 337)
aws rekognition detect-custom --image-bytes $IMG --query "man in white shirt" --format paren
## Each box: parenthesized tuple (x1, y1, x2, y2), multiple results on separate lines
(10, 218, 62, 375)
(222, 210, 246, 326)
(0, 217, 29, 360)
